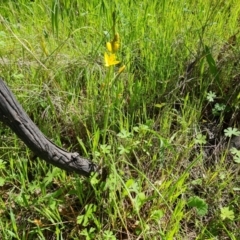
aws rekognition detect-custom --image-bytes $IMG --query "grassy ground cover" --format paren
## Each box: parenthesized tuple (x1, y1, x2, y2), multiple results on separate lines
(0, 0, 240, 239)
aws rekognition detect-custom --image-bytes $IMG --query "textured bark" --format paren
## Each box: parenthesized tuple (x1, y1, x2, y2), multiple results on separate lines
(0, 78, 97, 177)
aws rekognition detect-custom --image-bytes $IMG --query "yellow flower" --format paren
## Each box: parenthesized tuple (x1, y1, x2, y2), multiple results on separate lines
(111, 33, 120, 53)
(106, 42, 112, 52)
(118, 65, 126, 73)
(104, 52, 120, 67)
(113, 33, 120, 42)
(33, 219, 43, 226)
(106, 33, 120, 53)
(111, 40, 120, 53)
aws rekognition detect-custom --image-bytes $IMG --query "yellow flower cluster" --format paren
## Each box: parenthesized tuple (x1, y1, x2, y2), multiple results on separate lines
(106, 33, 120, 53)
(104, 33, 120, 67)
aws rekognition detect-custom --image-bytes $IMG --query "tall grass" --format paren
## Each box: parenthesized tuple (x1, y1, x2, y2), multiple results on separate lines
(0, 0, 240, 239)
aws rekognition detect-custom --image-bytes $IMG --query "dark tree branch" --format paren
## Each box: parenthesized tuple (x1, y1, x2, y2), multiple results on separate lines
(0, 78, 97, 177)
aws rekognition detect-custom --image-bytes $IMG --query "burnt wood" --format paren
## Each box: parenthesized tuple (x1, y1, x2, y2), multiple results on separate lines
(0, 78, 97, 177)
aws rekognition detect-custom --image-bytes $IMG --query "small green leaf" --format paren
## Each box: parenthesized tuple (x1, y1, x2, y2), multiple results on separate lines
(206, 91, 216, 102)
(155, 103, 166, 108)
(125, 179, 135, 188)
(77, 215, 84, 225)
(233, 155, 240, 163)
(220, 207, 234, 220)
(0, 159, 6, 170)
(187, 196, 208, 216)
(195, 134, 207, 144)
(118, 145, 130, 155)
(230, 147, 240, 163)
(230, 147, 240, 155)
(213, 103, 226, 112)
(117, 129, 132, 139)
(150, 209, 164, 221)
(191, 179, 203, 185)
(0, 177, 6, 186)
(100, 144, 111, 154)
(224, 127, 240, 137)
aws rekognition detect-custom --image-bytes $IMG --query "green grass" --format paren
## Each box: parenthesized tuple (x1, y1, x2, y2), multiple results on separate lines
(0, 0, 240, 239)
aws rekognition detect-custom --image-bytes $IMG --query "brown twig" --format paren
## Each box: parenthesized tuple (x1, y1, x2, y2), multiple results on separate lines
(0, 78, 97, 177)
